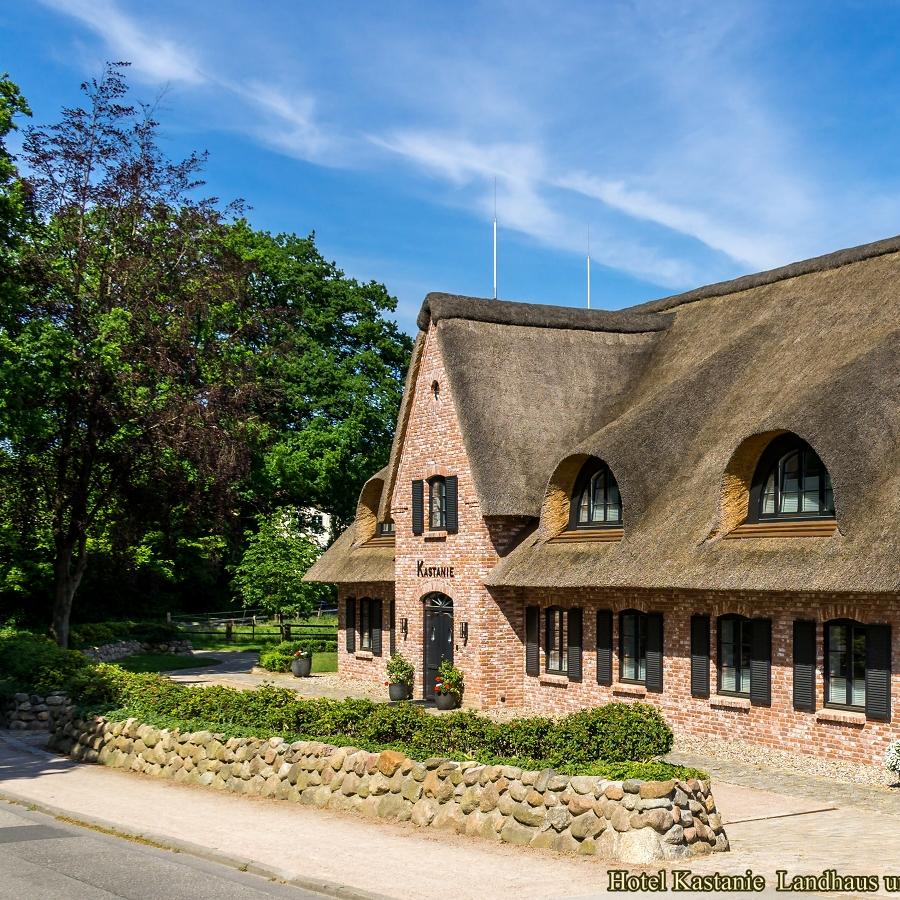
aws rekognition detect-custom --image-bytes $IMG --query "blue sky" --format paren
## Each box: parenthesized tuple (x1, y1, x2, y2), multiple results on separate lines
(5, 1, 900, 333)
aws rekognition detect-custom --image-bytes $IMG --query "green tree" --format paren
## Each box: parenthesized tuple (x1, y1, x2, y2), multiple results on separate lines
(228, 225, 412, 528)
(232, 509, 329, 619)
(0, 65, 257, 645)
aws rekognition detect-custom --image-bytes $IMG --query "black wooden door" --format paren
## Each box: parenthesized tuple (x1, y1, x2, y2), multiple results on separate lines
(423, 593, 454, 699)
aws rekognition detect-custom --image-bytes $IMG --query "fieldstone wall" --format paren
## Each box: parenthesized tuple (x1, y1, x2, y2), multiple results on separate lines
(49, 716, 727, 863)
(82, 639, 193, 663)
(2, 691, 75, 731)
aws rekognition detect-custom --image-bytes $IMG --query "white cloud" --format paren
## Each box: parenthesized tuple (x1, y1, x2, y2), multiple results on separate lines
(38, 0, 204, 85)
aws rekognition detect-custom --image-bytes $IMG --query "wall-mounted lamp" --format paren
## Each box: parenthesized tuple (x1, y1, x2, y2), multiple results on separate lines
(459, 621, 469, 644)
(400, 617, 409, 638)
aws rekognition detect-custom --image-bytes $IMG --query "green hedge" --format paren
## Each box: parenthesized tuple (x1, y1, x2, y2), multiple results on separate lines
(0, 631, 699, 779)
(258, 640, 338, 673)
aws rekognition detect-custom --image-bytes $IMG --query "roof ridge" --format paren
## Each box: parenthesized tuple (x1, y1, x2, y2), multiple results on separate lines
(631, 233, 900, 314)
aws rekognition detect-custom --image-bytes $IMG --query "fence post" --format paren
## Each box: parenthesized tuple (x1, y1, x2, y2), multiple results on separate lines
(284, 623, 291, 642)
(225, 621, 233, 643)
(166, 611, 172, 624)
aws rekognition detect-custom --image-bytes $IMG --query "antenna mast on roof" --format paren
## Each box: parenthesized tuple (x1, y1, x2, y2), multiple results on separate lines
(587, 225, 592, 309)
(492, 177, 498, 300)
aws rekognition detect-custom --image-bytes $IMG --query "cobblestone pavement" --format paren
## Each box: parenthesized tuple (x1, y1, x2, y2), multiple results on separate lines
(666, 748, 900, 819)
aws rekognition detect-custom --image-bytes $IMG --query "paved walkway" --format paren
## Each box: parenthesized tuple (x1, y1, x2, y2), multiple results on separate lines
(167, 652, 383, 702)
(2, 730, 899, 899)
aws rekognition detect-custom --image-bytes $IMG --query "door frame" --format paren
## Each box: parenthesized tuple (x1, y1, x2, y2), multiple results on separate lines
(422, 592, 454, 700)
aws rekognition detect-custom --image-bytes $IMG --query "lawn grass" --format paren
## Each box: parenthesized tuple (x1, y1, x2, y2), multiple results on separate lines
(116, 653, 221, 673)
(311, 651, 337, 673)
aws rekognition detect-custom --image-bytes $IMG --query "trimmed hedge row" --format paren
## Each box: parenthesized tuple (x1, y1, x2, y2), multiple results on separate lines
(0, 630, 699, 779)
(69, 621, 181, 649)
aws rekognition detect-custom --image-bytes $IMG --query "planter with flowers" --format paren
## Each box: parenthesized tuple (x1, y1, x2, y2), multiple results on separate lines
(385, 652, 415, 701)
(434, 660, 464, 710)
(291, 648, 312, 677)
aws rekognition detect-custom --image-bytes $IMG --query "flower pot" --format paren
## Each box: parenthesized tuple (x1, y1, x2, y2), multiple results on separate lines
(434, 692, 459, 711)
(388, 683, 411, 701)
(291, 655, 312, 677)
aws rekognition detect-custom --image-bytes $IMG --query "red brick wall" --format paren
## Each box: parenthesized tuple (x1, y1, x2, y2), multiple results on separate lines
(497, 587, 899, 766)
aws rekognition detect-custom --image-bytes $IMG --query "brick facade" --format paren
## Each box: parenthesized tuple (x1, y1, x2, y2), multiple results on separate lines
(336, 322, 899, 767)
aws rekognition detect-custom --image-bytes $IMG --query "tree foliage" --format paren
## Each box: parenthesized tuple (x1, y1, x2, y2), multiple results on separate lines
(0, 65, 411, 641)
(232, 509, 329, 618)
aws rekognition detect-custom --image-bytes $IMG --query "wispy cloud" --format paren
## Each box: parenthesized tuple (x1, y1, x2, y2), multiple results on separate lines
(38, 0, 203, 85)
(36, 0, 332, 163)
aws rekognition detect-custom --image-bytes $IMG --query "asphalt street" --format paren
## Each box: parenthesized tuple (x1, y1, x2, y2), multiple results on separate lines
(0, 801, 328, 900)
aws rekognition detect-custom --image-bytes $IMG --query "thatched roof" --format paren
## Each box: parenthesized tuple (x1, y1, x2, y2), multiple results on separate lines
(489, 239, 900, 593)
(304, 467, 394, 584)
(310, 233, 900, 593)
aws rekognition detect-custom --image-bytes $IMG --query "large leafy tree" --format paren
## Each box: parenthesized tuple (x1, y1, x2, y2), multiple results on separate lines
(0, 66, 411, 641)
(0, 64, 259, 645)
(229, 225, 411, 528)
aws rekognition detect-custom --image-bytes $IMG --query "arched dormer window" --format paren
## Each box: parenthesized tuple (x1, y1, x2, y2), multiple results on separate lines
(748, 434, 834, 522)
(570, 460, 622, 529)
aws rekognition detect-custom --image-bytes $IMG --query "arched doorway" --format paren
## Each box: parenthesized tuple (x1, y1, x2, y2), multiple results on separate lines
(422, 592, 454, 699)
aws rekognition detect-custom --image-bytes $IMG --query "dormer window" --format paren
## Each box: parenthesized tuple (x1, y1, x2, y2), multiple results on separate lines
(749, 435, 834, 522)
(429, 476, 446, 529)
(570, 460, 622, 529)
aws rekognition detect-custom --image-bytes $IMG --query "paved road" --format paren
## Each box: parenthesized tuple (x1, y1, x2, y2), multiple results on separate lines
(0, 801, 326, 900)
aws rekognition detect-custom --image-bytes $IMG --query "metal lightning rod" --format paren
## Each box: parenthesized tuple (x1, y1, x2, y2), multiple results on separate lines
(587, 225, 591, 309)
(492, 177, 498, 300)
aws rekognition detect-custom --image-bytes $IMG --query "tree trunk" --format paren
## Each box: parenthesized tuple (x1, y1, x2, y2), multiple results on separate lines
(50, 536, 88, 648)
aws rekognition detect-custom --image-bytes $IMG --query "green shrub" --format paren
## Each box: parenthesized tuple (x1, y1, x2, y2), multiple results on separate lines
(543, 702, 673, 763)
(69, 621, 180, 648)
(385, 652, 414, 686)
(0, 629, 93, 694)
(258, 639, 334, 672)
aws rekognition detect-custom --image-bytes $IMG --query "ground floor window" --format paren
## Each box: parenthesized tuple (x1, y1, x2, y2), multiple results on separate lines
(359, 597, 374, 650)
(619, 610, 647, 683)
(545, 607, 568, 674)
(825, 620, 866, 709)
(718, 615, 752, 695)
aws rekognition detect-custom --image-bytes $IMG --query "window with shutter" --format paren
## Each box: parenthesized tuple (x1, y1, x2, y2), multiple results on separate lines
(865, 624, 891, 722)
(792, 620, 816, 712)
(345, 597, 356, 653)
(645, 613, 663, 693)
(717, 614, 752, 696)
(619, 610, 648, 684)
(411, 480, 424, 534)
(596, 610, 613, 686)
(371, 598, 383, 657)
(568, 608, 583, 682)
(545, 607, 568, 674)
(749, 618, 772, 706)
(359, 597, 373, 650)
(825, 619, 867, 710)
(690, 615, 710, 699)
(389, 600, 396, 655)
(444, 476, 458, 533)
(525, 606, 540, 676)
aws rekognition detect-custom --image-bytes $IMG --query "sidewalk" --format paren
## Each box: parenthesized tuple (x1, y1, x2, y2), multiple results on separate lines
(2, 730, 899, 899)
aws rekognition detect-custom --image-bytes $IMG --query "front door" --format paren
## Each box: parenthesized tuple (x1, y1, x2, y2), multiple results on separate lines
(423, 593, 454, 699)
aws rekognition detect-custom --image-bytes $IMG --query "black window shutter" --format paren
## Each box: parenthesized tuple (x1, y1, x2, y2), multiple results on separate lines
(690, 615, 710, 699)
(525, 606, 540, 676)
(866, 624, 891, 722)
(389, 599, 396, 656)
(345, 597, 356, 653)
(645, 613, 664, 693)
(792, 620, 816, 712)
(750, 618, 772, 706)
(444, 475, 459, 533)
(411, 480, 424, 535)
(596, 610, 613, 686)
(371, 598, 383, 657)
(568, 608, 583, 682)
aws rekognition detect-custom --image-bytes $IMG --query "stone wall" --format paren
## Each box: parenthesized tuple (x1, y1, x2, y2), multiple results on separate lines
(49, 716, 727, 863)
(2, 691, 74, 731)
(81, 639, 193, 663)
